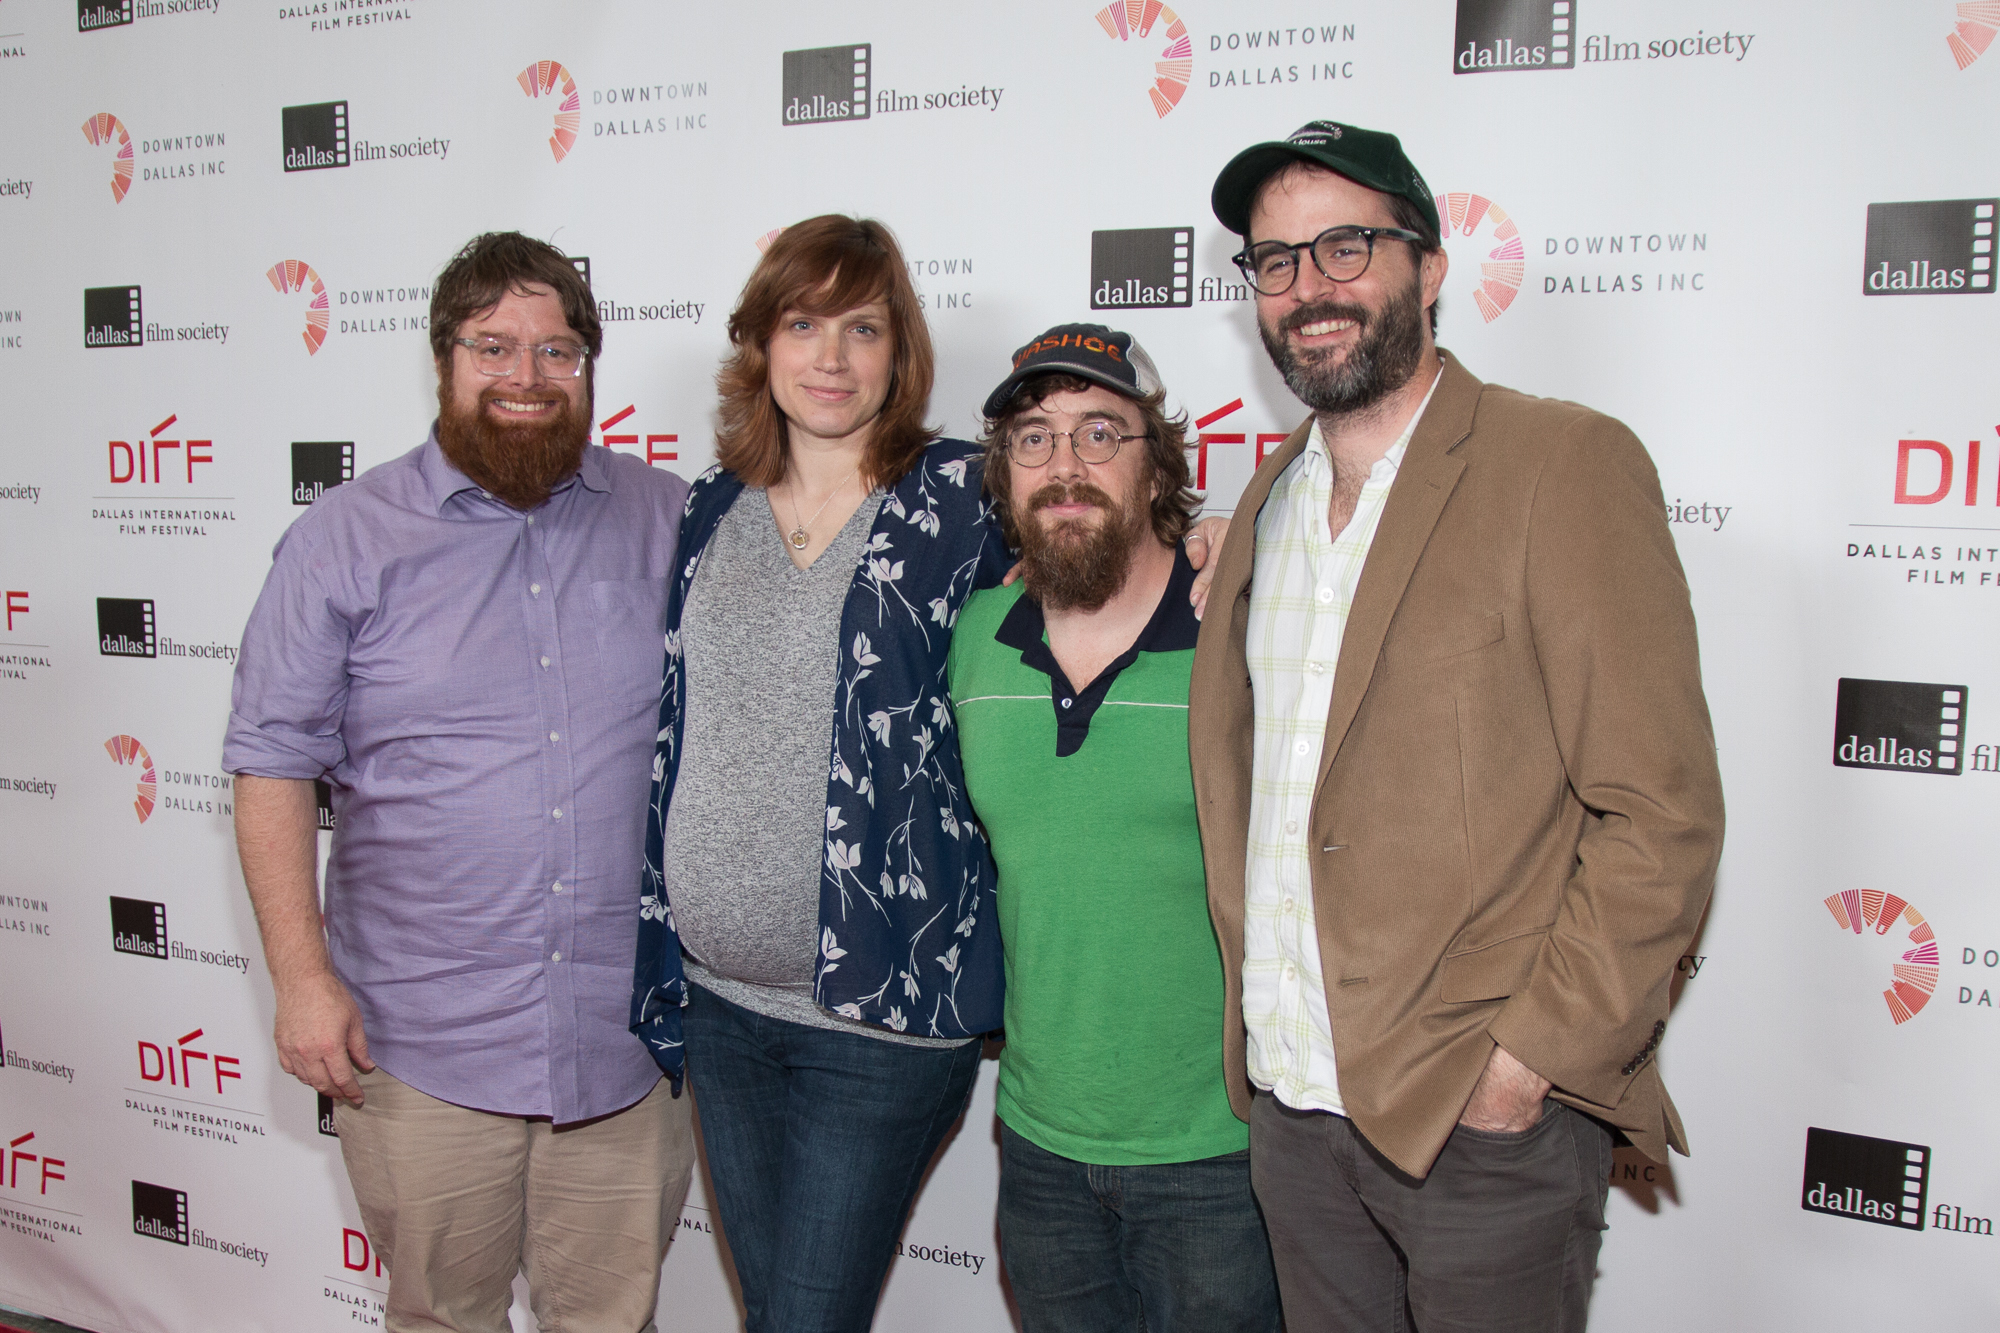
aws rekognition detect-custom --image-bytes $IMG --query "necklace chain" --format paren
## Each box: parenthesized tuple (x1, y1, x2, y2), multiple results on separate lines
(785, 469, 858, 551)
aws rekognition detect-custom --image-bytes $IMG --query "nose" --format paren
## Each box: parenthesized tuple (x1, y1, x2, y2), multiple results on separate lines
(813, 327, 849, 373)
(501, 346, 550, 388)
(1046, 435, 1088, 484)
(1289, 246, 1338, 305)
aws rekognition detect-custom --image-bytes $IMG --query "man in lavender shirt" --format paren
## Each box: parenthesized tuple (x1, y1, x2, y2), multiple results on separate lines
(224, 232, 694, 1333)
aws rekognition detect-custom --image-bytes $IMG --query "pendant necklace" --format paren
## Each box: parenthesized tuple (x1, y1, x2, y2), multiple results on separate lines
(786, 471, 856, 551)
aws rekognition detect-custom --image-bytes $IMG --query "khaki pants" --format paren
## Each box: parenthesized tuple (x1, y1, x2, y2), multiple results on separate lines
(335, 1069, 696, 1333)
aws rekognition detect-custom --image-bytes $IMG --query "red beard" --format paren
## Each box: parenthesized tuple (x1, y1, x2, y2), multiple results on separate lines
(435, 371, 591, 510)
(1016, 478, 1147, 613)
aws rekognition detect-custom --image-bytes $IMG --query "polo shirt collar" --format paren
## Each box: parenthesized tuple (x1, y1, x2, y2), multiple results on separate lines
(995, 544, 1200, 757)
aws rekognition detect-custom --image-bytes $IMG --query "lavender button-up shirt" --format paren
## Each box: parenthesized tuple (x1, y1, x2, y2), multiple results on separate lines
(223, 431, 689, 1123)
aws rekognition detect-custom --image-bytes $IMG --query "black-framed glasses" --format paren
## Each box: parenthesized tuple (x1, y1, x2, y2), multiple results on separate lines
(1004, 421, 1146, 467)
(453, 336, 589, 379)
(1231, 225, 1426, 296)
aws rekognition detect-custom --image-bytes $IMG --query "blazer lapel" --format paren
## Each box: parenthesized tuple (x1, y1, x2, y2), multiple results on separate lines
(1315, 355, 1480, 793)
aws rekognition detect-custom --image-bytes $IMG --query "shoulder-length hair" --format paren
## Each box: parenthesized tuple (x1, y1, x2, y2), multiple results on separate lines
(715, 215, 938, 489)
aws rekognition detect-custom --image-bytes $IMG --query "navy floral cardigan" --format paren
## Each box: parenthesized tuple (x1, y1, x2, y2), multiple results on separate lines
(631, 439, 1011, 1086)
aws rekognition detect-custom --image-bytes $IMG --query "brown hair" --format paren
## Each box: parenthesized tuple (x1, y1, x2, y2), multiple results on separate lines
(429, 232, 601, 364)
(715, 215, 938, 489)
(979, 373, 1198, 549)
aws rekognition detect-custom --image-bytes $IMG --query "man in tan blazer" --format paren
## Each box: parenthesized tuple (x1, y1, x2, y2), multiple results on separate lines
(1188, 121, 1725, 1332)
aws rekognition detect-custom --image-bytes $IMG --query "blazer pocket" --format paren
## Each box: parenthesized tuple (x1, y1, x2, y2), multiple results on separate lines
(1383, 611, 1504, 666)
(1440, 928, 1547, 1004)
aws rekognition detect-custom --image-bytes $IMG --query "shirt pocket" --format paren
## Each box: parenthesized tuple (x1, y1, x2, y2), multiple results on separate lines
(589, 578, 669, 706)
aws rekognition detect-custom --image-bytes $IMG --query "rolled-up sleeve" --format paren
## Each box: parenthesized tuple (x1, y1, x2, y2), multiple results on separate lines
(222, 521, 353, 780)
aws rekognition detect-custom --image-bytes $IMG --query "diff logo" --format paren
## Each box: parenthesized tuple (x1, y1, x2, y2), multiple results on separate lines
(1894, 433, 1998, 505)
(138, 1028, 242, 1095)
(1455, 0, 1575, 72)
(1091, 227, 1192, 309)
(110, 896, 168, 958)
(293, 443, 354, 505)
(1822, 890, 1939, 1024)
(518, 61, 580, 161)
(1437, 193, 1524, 322)
(1948, 1, 1998, 69)
(104, 735, 158, 822)
(1863, 199, 1996, 294)
(1802, 1128, 1928, 1230)
(80, 114, 134, 202)
(78, 0, 133, 31)
(282, 101, 350, 171)
(266, 261, 330, 354)
(1093, 2, 1193, 118)
(132, 1180, 190, 1245)
(1833, 677, 1968, 774)
(782, 44, 871, 124)
(84, 285, 141, 348)
(98, 598, 157, 659)
(2, 1131, 67, 1196)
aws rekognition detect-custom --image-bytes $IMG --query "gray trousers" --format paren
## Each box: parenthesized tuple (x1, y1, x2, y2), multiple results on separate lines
(1249, 1091, 1613, 1332)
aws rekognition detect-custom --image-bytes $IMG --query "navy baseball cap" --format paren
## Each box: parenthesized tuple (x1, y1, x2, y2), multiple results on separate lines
(982, 323, 1164, 420)
(1211, 120, 1439, 238)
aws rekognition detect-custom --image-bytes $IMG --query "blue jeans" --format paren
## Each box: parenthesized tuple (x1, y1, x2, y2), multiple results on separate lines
(997, 1123, 1281, 1333)
(682, 982, 982, 1333)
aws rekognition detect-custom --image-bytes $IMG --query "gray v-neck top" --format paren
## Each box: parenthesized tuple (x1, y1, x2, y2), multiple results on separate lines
(666, 489, 962, 1046)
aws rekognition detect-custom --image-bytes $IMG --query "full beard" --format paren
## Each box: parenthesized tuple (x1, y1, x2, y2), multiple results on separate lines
(435, 372, 591, 510)
(1016, 479, 1147, 614)
(1258, 271, 1427, 419)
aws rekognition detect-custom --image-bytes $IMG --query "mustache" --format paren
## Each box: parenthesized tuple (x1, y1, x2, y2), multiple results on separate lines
(1027, 479, 1117, 514)
(1278, 299, 1370, 339)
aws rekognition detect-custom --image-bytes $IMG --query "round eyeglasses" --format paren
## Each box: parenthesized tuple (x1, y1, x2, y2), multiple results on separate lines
(453, 336, 589, 379)
(1231, 225, 1426, 296)
(1004, 421, 1146, 467)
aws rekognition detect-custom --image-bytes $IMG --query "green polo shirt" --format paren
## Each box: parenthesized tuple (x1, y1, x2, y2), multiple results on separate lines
(947, 550, 1245, 1165)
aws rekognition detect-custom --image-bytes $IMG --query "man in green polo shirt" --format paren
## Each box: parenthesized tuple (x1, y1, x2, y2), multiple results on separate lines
(947, 324, 1279, 1332)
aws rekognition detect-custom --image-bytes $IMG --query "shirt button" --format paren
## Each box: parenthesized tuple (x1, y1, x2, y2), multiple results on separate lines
(540, 655, 551, 668)
(1283, 962, 1297, 981)
(550, 951, 562, 963)
(549, 731, 560, 743)
(551, 882, 564, 894)
(1317, 588, 1334, 604)
(1294, 739, 1311, 756)
(551, 807, 564, 820)
(526, 516, 535, 526)
(1281, 896, 1295, 913)
(530, 582, 541, 595)
(1060, 698, 1072, 709)
(1308, 661, 1324, 674)
(1285, 820, 1299, 835)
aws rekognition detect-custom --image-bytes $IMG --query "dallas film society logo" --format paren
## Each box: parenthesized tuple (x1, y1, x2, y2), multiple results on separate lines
(282, 100, 448, 171)
(1832, 677, 1968, 775)
(1803, 1128, 1928, 1229)
(84, 288, 228, 348)
(266, 260, 330, 354)
(780, 42, 1003, 125)
(109, 895, 250, 970)
(132, 1182, 270, 1264)
(294, 442, 353, 504)
(1863, 199, 1995, 294)
(1820, 889, 1940, 1024)
(98, 597, 238, 661)
(80, 0, 219, 32)
(1093, 1, 1193, 118)
(1454, 0, 1573, 72)
(1091, 227, 1192, 309)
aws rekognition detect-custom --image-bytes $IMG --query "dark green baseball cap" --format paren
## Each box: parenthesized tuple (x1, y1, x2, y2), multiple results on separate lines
(1211, 120, 1438, 239)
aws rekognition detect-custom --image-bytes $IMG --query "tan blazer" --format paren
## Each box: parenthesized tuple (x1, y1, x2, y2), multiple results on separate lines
(1189, 352, 1724, 1179)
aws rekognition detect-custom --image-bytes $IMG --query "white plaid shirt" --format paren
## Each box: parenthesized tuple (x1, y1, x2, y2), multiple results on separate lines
(1243, 370, 1440, 1114)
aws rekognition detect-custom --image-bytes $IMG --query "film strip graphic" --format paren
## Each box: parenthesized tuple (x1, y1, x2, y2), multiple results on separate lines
(1822, 890, 1939, 1023)
(1803, 1128, 1930, 1231)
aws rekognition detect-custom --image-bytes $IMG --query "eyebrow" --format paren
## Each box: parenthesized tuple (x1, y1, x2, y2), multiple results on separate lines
(1013, 407, 1133, 429)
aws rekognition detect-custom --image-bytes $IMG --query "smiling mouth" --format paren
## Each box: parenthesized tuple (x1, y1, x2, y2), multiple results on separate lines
(1294, 317, 1358, 338)
(488, 397, 559, 416)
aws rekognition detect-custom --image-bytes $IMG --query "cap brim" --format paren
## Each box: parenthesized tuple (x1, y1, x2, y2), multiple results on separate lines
(981, 362, 1145, 421)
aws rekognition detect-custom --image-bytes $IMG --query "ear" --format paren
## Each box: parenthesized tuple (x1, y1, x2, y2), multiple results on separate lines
(1420, 245, 1449, 313)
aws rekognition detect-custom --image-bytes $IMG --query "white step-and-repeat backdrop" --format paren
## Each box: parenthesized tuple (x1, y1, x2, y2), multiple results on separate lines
(2, 0, 1997, 1328)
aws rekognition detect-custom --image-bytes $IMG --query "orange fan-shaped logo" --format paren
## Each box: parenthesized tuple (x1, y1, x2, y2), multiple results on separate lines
(82, 113, 134, 203)
(1094, 2, 1192, 118)
(1436, 192, 1524, 324)
(1823, 890, 1940, 1025)
(266, 260, 330, 355)
(1948, 1, 1999, 69)
(104, 734, 157, 823)
(518, 61, 581, 162)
